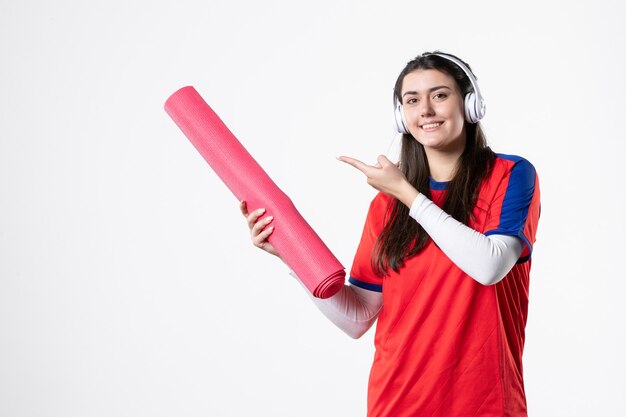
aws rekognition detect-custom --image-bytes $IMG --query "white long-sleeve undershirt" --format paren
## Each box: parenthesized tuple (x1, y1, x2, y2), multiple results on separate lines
(294, 193, 525, 338)
(293, 276, 382, 339)
(409, 193, 523, 286)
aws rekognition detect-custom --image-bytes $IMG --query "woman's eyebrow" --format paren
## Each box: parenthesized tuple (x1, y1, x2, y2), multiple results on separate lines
(402, 85, 452, 97)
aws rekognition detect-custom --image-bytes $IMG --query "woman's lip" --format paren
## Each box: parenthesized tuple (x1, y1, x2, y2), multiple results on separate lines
(420, 121, 444, 130)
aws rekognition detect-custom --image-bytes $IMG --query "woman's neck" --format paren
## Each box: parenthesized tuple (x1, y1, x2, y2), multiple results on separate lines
(425, 148, 463, 182)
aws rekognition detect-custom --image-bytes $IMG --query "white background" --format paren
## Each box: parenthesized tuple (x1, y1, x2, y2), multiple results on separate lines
(1, 0, 625, 416)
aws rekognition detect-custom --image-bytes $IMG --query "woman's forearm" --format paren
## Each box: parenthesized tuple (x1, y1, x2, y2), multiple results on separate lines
(409, 193, 523, 285)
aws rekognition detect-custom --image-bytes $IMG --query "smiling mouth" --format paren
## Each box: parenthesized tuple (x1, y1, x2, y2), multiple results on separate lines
(421, 122, 443, 130)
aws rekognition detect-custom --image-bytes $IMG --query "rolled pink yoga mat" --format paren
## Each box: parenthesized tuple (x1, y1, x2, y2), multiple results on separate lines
(165, 86, 345, 299)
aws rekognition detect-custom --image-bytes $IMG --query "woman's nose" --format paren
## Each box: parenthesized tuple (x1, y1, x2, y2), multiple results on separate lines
(420, 99, 435, 117)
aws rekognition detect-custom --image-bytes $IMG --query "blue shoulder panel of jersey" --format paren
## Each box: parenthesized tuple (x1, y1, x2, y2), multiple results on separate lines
(486, 154, 537, 262)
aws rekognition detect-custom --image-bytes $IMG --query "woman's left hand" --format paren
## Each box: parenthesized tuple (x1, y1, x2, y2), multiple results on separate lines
(338, 155, 419, 208)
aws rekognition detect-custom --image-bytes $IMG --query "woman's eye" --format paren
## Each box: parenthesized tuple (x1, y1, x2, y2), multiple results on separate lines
(406, 98, 417, 105)
(433, 93, 448, 100)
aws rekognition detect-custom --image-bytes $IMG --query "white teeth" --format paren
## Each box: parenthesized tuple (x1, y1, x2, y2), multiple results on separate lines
(422, 122, 442, 129)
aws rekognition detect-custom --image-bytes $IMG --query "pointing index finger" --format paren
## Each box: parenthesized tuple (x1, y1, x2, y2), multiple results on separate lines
(337, 155, 372, 175)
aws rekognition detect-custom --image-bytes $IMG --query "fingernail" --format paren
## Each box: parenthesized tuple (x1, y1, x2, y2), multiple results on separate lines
(258, 209, 266, 214)
(267, 216, 274, 221)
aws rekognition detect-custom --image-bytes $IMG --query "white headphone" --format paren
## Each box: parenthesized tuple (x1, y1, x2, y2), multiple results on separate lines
(393, 52, 486, 134)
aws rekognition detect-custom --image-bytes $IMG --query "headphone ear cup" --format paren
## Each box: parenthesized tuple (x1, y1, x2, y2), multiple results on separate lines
(464, 92, 486, 124)
(464, 92, 478, 123)
(394, 103, 409, 134)
(475, 96, 486, 122)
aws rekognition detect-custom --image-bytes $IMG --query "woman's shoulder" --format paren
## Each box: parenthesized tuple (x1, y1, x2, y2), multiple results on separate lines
(481, 153, 538, 199)
(364, 192, 394, 227)
(366, 191, 392, 213)
(491, 153, 537, 178)
(493, 153, 536, 167)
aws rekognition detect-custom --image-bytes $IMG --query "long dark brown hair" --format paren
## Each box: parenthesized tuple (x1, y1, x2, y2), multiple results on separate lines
(373, 52, 496, 277)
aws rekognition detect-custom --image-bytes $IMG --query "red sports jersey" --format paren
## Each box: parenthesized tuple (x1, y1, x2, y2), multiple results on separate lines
(350, 154, 541, 417)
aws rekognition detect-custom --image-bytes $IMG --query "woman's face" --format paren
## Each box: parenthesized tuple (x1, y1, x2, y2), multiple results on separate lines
(400, 69, 466, 154)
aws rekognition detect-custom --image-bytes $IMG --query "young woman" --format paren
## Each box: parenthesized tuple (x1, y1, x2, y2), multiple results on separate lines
(240, 52, 540, 417)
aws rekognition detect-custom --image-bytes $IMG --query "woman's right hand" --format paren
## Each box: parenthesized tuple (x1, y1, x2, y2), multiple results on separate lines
(239, 200, 282, 259)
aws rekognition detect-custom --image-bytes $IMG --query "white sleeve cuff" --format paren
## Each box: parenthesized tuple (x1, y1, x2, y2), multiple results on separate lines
(290, 271, 382, 339)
